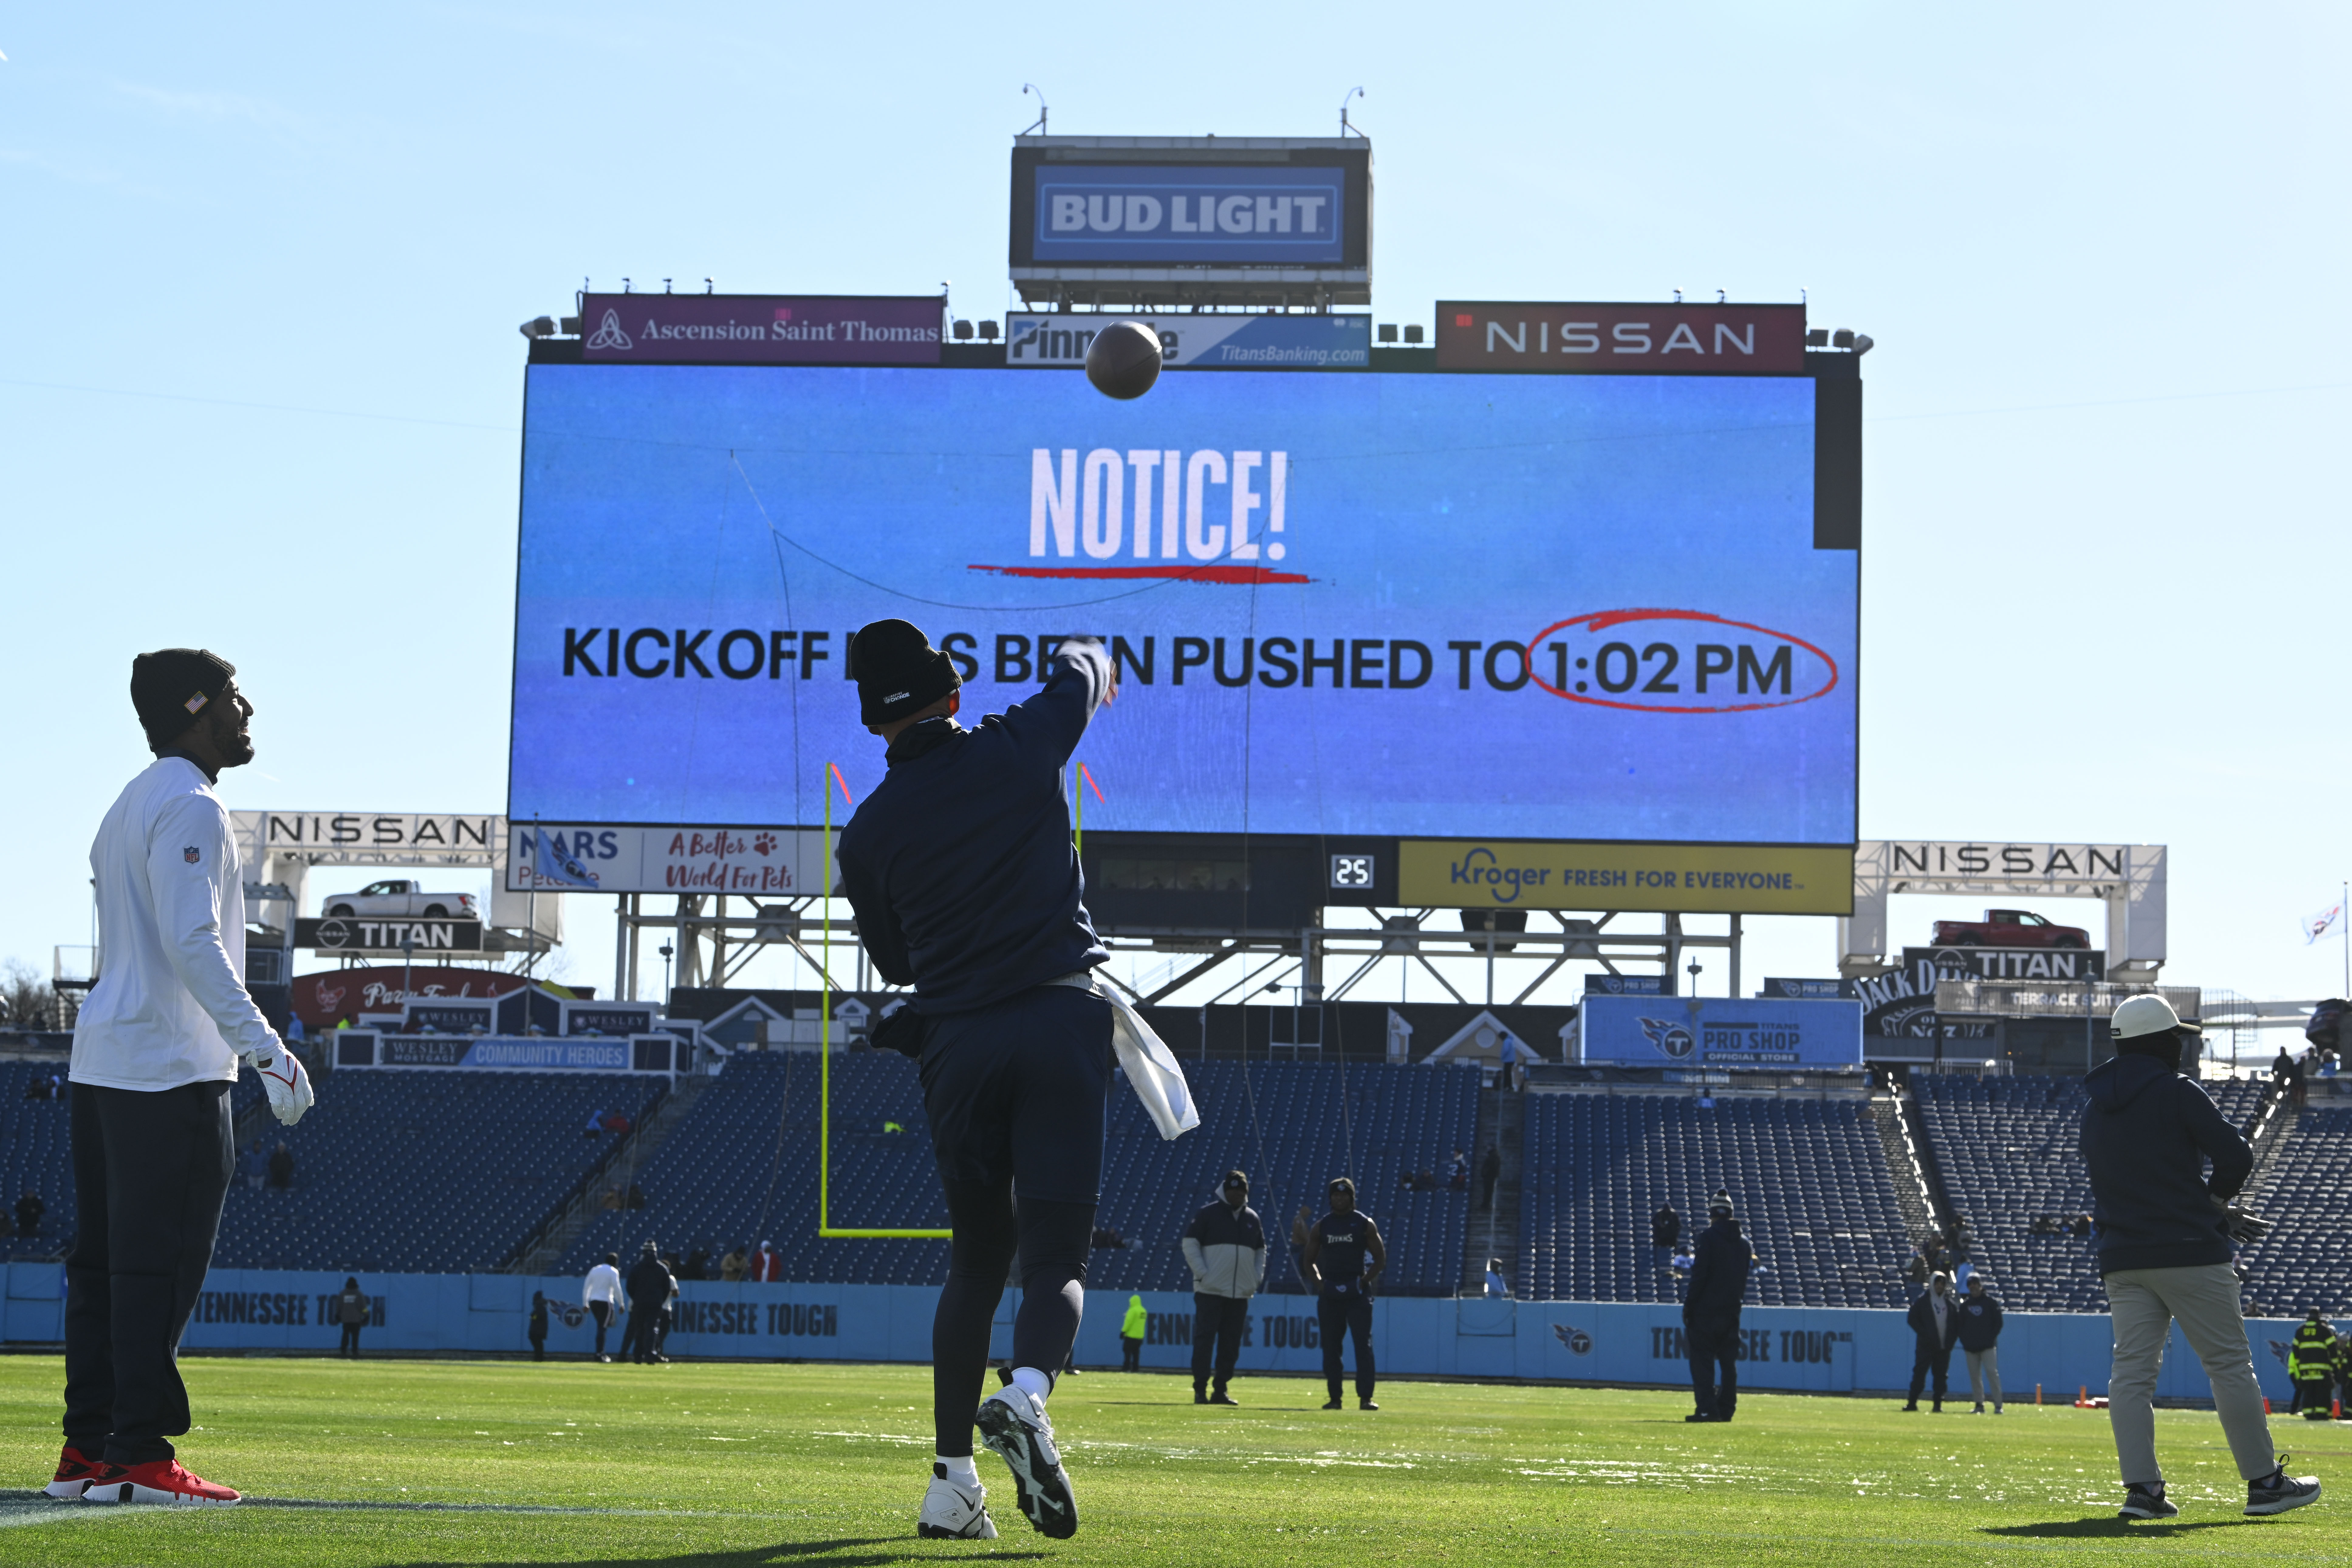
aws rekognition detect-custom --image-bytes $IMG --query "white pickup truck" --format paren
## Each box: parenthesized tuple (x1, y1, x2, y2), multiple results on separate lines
(321, 880, 481, 919)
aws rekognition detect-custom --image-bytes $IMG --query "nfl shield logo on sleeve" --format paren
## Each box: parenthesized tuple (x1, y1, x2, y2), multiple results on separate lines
(184, 846, 200, 864)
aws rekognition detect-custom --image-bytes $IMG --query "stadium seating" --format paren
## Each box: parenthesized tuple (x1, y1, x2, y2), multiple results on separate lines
(1515, 1091, 1910, 1308)
(211, 1070, 664, 1273)
(554, 1053, 1481, 1296)
(0, 1062, 74, 1260)
(2237, 1103, 2352, 1317)
(1907, 1073, 2271, 1313)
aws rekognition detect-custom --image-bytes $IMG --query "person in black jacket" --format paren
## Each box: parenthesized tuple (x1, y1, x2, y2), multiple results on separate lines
(622, 1241, 673, 1365)
(2083, 994, 2318, 1520)
(1956, 1275, 2003, 1413)
(1905, 1271, 1960, 1412)
(1182, 1172, 1265, 1406)
(1651, 1204, 1680, 1252)
(527, 1291, 549, 1362)
(1681, 1191, 1750, 1422)
(836, 622, 1115, 1544)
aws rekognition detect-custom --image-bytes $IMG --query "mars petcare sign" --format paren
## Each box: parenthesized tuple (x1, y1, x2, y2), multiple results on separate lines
(578, 294, 940, 366)
(1436, 302, 1807, 375)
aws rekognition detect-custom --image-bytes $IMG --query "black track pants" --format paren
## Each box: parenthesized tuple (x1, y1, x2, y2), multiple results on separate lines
(1318, 1290, 1375, 1402)
(1193, 1294, 1248, 1394)
(930, 1179, 1093, 1457)
(62, 1080, 233, 1466)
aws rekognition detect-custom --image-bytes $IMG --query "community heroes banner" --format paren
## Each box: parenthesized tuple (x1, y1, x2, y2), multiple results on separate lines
(508, 366, 1856, 841)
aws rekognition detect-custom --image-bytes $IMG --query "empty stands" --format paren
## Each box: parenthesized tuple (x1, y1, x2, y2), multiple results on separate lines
(554, 1053, 1480, 1296)
(211, 1070, 663, 1273)
(1515, 1091, 1909, 1308)
(2238, 1103, 2352, 1317)
(0, 1062, 73, 1260)
(1909, 1073, 2270, 1314)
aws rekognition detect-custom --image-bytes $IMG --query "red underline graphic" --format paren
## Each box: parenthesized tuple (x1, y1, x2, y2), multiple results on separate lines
(967, 563, 1310, 585)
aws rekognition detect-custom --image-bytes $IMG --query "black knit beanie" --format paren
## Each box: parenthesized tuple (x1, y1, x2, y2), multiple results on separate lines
(848, 619, 960, 726)
(130, 648, 236, 745)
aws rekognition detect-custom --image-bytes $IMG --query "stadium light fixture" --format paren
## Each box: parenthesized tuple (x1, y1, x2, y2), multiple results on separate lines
(953, 320, 975, 341)
(977, 320, 1000, 341)
(1402, 324, 1424, 344)
(518, 316, 556, 339)
(1378, 323, 1399, 343)
(1852, 333, 1875, 355)
(1831, 328, 1855, 349)
(1805, 328, 1829, 347)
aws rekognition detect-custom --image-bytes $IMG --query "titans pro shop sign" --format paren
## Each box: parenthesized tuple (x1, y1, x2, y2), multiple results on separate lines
(509, 365, 1855, 843)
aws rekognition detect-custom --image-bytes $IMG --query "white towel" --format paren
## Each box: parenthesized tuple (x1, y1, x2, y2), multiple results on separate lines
(1046, 972, 1201, 1141)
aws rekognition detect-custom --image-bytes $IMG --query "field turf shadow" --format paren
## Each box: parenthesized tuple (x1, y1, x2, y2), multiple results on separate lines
(376, 1540, 1050, 1568)
(1984, 1518, 2272, 1539)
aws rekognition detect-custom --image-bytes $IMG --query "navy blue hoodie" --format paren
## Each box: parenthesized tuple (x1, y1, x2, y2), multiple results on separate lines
(2077, 1051, 2251, 1274)
(837, 641, 1111, 1015)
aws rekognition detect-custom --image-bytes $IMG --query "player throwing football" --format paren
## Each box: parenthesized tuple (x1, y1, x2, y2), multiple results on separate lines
(837, 620, 1115, 1541)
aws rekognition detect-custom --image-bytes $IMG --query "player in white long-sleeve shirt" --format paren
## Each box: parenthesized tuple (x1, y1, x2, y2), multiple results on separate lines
(49, 649, 314, 1508)
(582, 1254, 625, 1362)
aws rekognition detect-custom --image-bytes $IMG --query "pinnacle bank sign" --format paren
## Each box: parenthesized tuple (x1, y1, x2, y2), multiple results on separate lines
(578, 294, 942, 366)
(1435, 302, 1808, 376)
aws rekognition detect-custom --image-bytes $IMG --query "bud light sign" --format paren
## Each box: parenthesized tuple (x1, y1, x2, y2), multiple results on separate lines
(1024, 167, 1348, 265)
(1580, 996, 1863, 1068)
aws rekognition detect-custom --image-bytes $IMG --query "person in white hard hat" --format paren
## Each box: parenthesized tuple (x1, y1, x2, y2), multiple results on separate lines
(2083, 993, 2318, 1520)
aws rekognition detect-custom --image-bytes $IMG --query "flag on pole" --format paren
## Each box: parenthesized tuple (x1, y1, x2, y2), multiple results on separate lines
(531, 827, 602, 889)
(2303, 901, 2343, 944)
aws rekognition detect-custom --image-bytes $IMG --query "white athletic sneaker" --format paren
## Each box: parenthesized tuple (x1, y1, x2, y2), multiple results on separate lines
(917, 1464, 998, 1539)
(975, 1385, 1078, 1539)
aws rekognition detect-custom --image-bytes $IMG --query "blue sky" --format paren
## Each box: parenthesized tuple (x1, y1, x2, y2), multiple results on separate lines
(5, 4, 2347, 1023)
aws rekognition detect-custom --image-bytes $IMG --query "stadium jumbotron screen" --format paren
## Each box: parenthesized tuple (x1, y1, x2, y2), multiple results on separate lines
(507, 364, 1855, 843)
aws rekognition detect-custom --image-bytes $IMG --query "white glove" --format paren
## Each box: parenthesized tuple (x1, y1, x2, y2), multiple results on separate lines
(244, 1036, 315, 1125)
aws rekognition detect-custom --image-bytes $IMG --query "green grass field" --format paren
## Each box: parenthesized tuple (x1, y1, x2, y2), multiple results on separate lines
(0, 1356, 2343, 1565)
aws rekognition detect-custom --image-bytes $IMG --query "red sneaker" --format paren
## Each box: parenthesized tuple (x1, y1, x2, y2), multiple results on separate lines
(43, 1444, 105, 1500)
(80, 1459, 242, 1506)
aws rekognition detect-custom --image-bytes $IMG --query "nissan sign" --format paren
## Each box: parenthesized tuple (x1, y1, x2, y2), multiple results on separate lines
(1435, 302, 1808, 376)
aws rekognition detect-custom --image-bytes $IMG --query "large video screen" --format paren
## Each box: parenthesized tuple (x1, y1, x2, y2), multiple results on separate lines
(508, 365, 1855, 842)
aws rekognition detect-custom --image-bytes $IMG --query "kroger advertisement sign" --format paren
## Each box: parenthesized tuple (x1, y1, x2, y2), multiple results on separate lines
(1026, 165, 1346, 265)
(1580, 996, 1863, 1068)
(1007, 313, 1369, 371)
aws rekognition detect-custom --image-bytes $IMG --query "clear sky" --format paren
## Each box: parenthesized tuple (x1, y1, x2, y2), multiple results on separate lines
(5, 4, 2347, 1018)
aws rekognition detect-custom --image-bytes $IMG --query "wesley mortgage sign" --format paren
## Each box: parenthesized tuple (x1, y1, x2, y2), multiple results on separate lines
(1581, 995, 1863, 1068)
(1401, 841, 1853, 916)
(1007, 313, 1369, 371)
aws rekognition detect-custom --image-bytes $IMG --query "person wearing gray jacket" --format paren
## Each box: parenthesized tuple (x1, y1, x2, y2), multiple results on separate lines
(1182, 1171, 1266, 1406)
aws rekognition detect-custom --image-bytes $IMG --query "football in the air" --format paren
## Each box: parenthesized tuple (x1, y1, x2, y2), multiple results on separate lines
(1085, 320, 1163, 400)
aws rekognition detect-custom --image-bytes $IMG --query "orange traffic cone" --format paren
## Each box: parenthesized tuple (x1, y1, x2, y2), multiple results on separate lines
(2335, 1397, 2343, 1421)
(2264, 1396, 2272, 1414)
(2035, 1383, 2043, 1406)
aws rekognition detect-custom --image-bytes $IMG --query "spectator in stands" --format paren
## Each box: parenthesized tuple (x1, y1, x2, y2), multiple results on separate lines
(1484, 1258, 1510, 1299)
(16, 1190, 45, 1238)
(582, 1252, 623, 1363)
(1183, 1170, 1266, 1406)
(623, 1239, 673, 1365)
(527, 1291, 549, 1361)
(1120, 1294, 1145, 1371)
(1904, 1271, 1960, 1412)
(833, 624, 1123, 1539)
(2287, 1050, 2309, 1110)
(625, 1182, 645, 1210)
(2083, 993, 2317, 1518)
(24, 1073, 51, 1101)
(1957, 1275, 2003, 1414)
(680, 1246, 709, 1282)
(751, 1240, 783, 1282)
(333, 1278, 368, 1359)
(2271, 1046, 2293, 1086)
(602, 1110, 632, 1136)
(1446, 1149, 1468, 1192)
(1683, 1190, 1751, 1423)
(265, 1142, 293, 1189)
(2068, 1214, 2094, 1240)
(584, 1108, 605, 1140)
(1905, 1245, 1930, 1285)
(236, 1140, 265, 1191)
(719, 1245, 748, 1283)
(1651, 1204, 1680, 1252)
(1945, 1214, 1970, 1258)
(1478, 1145, 1502, 1211)
(1303, 1176, 1387, 1411)
(1090, 1226, 1125, 1250)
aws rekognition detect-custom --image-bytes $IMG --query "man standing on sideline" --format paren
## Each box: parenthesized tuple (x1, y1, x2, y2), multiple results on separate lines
(1905, 1271, 1960, 1411)
(527, 1291, 550, 1361)
(2084, 994, 2319, 1519)
(835, 621, 1120, 1542)
(582, 1251, 622, 1363)
(1119, 1294, 1145, 1372)
(1183, 1170, 1265, 1405)
(334, 1278, 369, 1359)
(2289, 1312, 2336, 1418)
(54, 650, 314, 1507)
(1301, 1177, 1386, 1411)
(623, 1240, 673, 1364)
(1682, 1190, 1751, 1423)
(1957, 1274, 2004, 1413)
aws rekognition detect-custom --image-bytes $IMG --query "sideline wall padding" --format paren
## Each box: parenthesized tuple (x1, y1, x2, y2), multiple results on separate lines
(110, 1265, 2325, 1406)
